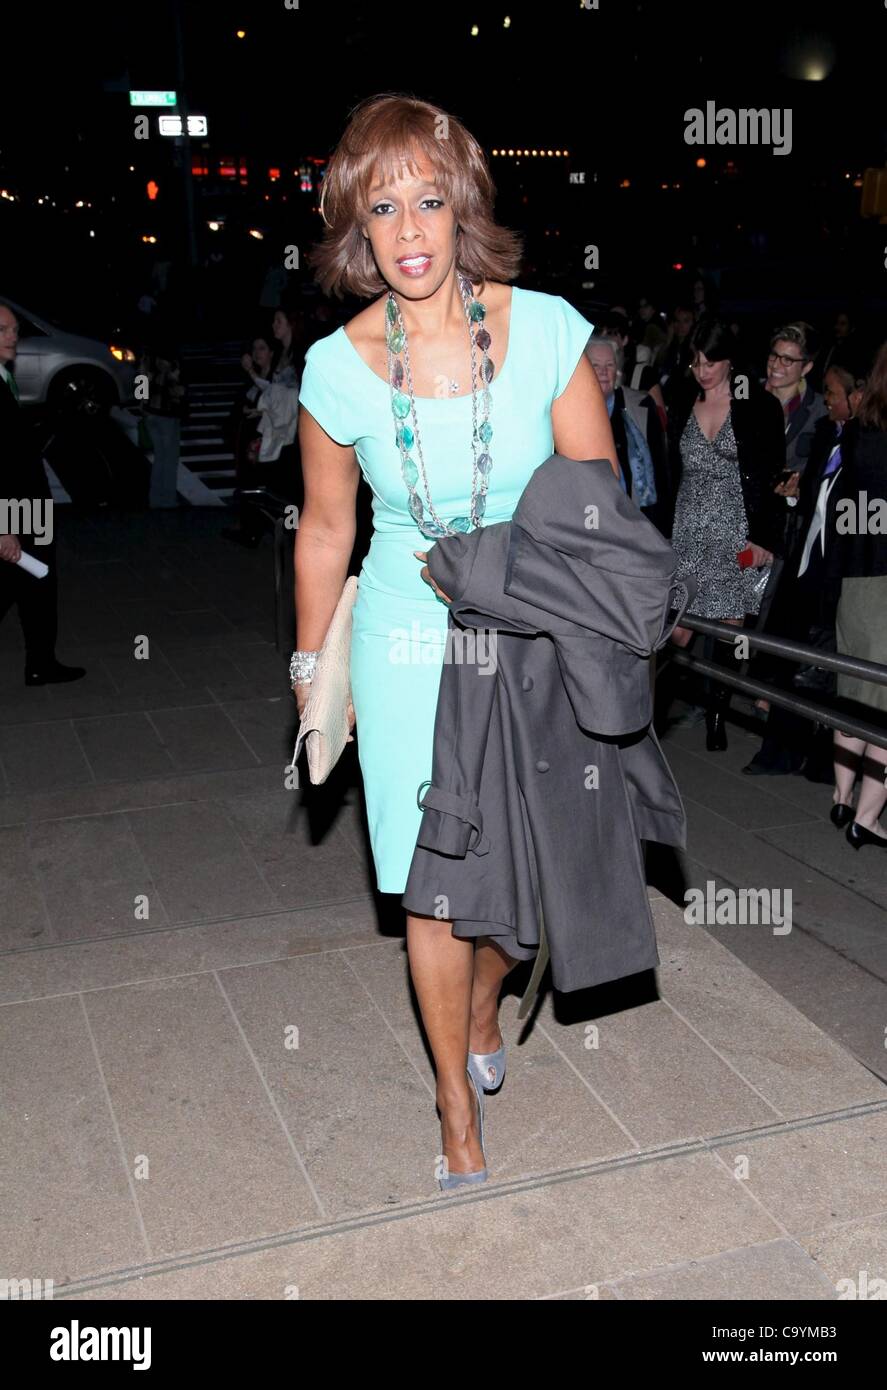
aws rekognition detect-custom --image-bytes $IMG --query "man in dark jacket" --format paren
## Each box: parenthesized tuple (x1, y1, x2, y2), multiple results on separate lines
(0, 300, 85, 685)
(743, 362, 866, 776)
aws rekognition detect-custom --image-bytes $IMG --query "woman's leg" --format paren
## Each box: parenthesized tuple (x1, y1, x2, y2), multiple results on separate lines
(406, 912, 484, 1175)
(853, 742, 887, 837)
(833, 729, 863, 806)
(470, 937, 520, 1053)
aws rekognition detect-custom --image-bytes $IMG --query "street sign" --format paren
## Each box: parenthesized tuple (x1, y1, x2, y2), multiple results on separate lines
(158, 115, 208, 137)
(129, 90, 178, 107)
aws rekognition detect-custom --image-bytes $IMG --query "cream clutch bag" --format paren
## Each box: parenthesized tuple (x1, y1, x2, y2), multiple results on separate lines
(291, 576, 358, 784)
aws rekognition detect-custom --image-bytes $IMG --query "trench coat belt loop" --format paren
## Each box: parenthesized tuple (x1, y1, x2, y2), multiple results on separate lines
(415, 780, 492, 855)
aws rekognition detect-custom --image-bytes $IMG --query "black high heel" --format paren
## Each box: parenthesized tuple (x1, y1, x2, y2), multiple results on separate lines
(830, 803, 855, 829)
(846, 821, 887, 850)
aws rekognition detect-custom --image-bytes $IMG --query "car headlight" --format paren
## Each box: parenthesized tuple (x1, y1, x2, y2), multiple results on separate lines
(109, 344, 136, 363)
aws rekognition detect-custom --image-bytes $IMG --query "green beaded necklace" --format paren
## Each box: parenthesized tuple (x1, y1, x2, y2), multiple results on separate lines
(386, 273, 493, 539)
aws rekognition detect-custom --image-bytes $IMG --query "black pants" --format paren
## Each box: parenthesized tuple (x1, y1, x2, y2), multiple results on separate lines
(750, 565, 835, 767)
(0, 540, 58, 667)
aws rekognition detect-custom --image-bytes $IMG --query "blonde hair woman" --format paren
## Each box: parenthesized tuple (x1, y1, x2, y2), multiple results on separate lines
(294, 94, 619, 1188)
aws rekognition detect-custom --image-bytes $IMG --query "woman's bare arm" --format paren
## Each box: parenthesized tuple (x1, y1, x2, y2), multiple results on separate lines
(294, 407, 360, 653)
(551, 353, 621, 480)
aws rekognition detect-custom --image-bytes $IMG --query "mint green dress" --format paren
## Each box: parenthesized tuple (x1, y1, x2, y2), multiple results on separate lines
(298, 287, 594, 892)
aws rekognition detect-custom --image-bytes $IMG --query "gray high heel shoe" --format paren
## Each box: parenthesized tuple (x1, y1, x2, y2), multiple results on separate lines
(468, 1031, 506, 1094)
(438, 1068, 487, 1191)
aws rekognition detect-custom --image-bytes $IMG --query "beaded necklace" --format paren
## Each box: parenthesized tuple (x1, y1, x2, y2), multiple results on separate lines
(386, 273, 493, 538)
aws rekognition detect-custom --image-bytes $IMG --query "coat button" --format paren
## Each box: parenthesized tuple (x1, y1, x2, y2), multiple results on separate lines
(536, 759, 550, 772)
(521, 675, 534, 691)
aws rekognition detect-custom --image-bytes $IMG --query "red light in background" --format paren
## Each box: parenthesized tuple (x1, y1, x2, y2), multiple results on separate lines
(268, 167, 281, 181)
(672, 262, 684, 270)
(146, 180, 159, 201)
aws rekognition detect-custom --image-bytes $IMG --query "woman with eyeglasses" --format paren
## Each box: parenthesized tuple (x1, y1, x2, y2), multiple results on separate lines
(764, 323, 829, 482)
(746, 324, 831, 721)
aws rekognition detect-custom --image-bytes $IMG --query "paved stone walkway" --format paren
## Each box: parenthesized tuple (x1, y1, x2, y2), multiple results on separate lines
(1, 511, 884, 1299)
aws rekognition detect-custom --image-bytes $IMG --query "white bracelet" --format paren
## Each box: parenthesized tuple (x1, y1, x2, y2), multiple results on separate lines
(290, 650, 319, 685)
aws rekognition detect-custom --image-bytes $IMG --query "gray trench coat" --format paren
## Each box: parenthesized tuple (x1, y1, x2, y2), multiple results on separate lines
(401, 454, 696, 1004)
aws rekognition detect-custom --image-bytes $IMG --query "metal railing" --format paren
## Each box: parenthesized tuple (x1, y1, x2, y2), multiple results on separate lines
(236, 490, 887, 752)
(667, 615, 887, 752)
(237, 488, 295, 656)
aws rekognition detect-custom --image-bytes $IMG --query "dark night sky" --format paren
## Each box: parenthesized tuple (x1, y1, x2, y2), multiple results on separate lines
(6, 0, 886, 169)
(2, 0, 886, 332)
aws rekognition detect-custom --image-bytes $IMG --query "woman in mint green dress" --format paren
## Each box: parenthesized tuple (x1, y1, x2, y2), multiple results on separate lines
(294, 95, 621, 1189)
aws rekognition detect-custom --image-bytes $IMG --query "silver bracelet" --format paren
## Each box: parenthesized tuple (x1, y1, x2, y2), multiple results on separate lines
(290, 650, 319, 685)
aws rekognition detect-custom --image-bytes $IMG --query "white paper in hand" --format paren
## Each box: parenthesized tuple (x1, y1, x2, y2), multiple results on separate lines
(16, 550, 49, 579)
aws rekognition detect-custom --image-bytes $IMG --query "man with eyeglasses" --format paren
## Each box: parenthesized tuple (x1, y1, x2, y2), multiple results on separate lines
(0, 299, 85, 685)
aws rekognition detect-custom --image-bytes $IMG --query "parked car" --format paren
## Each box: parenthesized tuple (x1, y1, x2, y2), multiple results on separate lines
(0, 296, 136, 412)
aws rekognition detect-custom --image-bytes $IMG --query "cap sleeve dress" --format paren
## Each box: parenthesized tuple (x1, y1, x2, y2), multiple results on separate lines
(298, 287, 594, 892)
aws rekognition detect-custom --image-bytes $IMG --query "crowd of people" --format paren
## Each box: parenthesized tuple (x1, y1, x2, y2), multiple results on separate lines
(133, 282, 337, 545)
(597, 295, 886, 851)
(1, 273, 885, 850)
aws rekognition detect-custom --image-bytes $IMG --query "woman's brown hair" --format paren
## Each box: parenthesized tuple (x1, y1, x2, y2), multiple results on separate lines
(308, 93, 523, 299)
(855, 340, 887, 431)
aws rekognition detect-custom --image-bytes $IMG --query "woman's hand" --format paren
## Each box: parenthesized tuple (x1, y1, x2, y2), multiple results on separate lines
(293, 682, 355, 743)
(746, 542, 774, 568)
(241, 353, 255, 374)
(414, 551, 452, 605)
